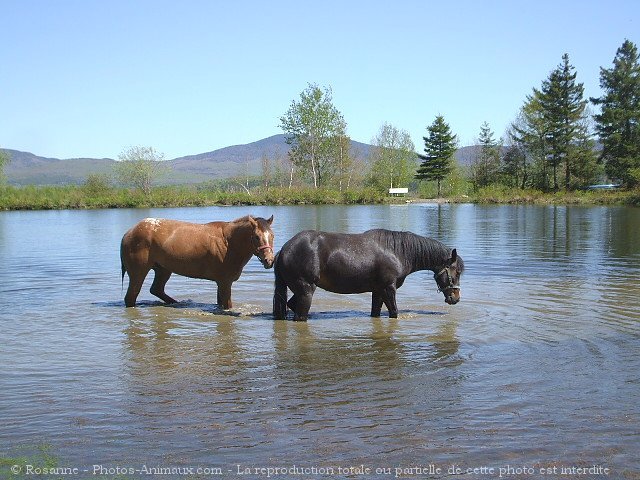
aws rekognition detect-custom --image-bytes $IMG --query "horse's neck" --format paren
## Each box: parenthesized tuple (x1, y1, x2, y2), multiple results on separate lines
(407, 239, 450, 274)
(223, 221, 254, 260)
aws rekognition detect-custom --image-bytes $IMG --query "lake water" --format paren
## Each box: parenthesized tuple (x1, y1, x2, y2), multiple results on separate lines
(0, 204, 639, 479)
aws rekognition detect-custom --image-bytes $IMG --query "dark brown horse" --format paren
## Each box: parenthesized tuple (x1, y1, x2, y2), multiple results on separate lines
(273, 228, 463, 321)
(121, 215, 274, 308)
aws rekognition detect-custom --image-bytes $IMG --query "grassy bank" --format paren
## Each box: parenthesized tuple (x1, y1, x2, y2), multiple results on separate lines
(0, 444, 58, 479)
(462, 185, 640, 206)
(0, 185, 387, 210)
(1, 184, 639, 211)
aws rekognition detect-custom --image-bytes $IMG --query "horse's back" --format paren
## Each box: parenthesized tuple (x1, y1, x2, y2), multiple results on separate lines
(123, 218, 219, 245)
(278, 229, 400, 294)
(279, 230, 365, 263)
(121, 218, 225, 277)
(123, 218, 178, 241)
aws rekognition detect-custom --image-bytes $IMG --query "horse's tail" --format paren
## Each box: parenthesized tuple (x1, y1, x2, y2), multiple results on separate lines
(120, 241, 127, 290)
(273, 252, 288, 320)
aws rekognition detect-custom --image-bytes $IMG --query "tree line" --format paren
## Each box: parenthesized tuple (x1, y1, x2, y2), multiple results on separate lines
(2, 40, 637, 196)
(278, 39, 640, 194)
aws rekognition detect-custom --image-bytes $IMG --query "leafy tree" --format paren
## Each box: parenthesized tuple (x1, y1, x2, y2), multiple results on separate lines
(279, 83, 347, 188)
(272, 155, 295, 189)
(591, 39, 640, 186)
(415, 115, 457, 196)
(510, 95, 549, 189)
(567, 111, 599, 188)
(368, 123, 416, 192)
(114, 146, 168, 195)
(333, 132, 354, 191)
(470, 122, 502, 189)
(83, 173, 112, 195)
(260, 154, 271, 189)
(501, 144, 527, 189)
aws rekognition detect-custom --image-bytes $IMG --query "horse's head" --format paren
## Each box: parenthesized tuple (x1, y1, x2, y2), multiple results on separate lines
(434, 248, 464, 305)
(249, 215, 275, 269)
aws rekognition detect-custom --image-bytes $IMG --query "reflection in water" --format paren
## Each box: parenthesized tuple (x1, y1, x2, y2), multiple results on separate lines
(0, 204, 639, 473)
(116, 308, 466, 466)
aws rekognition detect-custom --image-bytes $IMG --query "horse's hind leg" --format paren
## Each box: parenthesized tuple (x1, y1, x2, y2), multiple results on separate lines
(124, 267, 150, 308)
(381, 285, 398, 318)
(150, 265, 177, 304)
(371, 292, 384, 317)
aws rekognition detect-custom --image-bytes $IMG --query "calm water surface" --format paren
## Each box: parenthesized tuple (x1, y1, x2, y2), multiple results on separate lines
(0, 204, 639, 478)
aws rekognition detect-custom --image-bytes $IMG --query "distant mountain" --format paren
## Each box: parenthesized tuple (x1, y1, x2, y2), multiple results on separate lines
(3, 134, 474, 186)
(454, 145, 480, 167)
(3, 149, 116, 185)
(169, 134, 376, 180)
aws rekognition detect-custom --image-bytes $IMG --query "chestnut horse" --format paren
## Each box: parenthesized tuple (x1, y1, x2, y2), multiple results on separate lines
(273, 228, 463, 321)
(120, 215, 274, 308)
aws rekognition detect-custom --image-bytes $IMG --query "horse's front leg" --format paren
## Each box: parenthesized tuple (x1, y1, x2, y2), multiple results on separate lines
(216, 281, 233, 310)
(293, 293, 314, 321)
(290, 283, 316, 321)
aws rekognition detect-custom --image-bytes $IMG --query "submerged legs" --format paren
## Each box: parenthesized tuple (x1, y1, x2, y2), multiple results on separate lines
(371, 285, 398, 318)
(124, 265, 177, 307)
(371, 292, 383, 317)
(124, 267, 149, 308)
(150, 265, 177, 304)
(216, 281, 233, 310)
(288, 283, 316, 321)
(382, 285, 398, 318)
(287, 294, 298, 312)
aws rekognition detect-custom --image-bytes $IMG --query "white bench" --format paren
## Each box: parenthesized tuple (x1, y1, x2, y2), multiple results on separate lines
(388, 187, 408, 196)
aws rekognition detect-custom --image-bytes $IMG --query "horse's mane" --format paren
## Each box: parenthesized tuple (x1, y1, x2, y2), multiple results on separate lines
(232, 215, 272, 230)
(232, 215, 254, 224)
(367, 229, 462, 272)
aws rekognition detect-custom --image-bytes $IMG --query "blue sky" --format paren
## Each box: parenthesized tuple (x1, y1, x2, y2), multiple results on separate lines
(1, 0, 638, 160)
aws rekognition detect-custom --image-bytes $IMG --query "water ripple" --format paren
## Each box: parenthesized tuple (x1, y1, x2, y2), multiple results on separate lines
(1, 204, 639, 471)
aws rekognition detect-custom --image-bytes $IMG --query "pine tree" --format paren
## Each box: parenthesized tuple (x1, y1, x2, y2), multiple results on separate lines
(536, 54, 591, 190)
(591, 39, 640, 187)
(415, 115, 457, 196)
(471, 122, 502, 189)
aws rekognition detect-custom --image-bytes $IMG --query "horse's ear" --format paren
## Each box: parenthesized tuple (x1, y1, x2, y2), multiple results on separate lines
(450, 248, 457, 263)
(267, 215, 274, 225)
(248, 216, 258, 227)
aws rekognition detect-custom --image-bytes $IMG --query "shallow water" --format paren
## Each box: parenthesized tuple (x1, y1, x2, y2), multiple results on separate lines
(1, 204, 639, 478)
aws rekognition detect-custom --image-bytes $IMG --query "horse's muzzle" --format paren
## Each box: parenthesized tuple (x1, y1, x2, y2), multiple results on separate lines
(256, 244, 275, 269)
(261, 257, 274, 269)
(444, 290, 460, 305)
(258, 252, 274, 269)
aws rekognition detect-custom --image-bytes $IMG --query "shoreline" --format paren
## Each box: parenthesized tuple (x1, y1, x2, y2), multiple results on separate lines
(1, 185, 638, 211)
